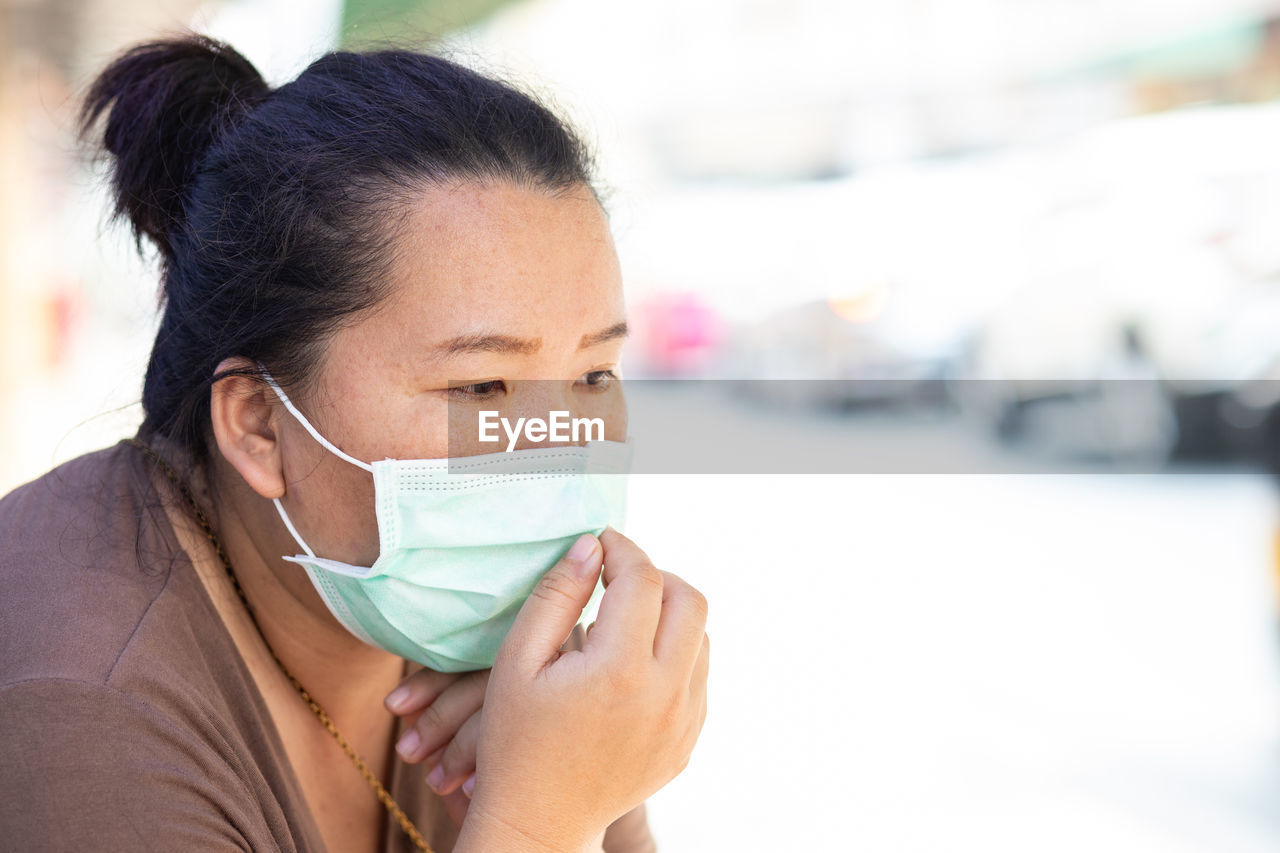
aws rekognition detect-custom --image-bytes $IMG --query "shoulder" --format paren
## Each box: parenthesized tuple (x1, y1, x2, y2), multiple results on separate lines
(0, 444, 321, 850)
(0, 677, 261, 851)
(0, 438, 263, 735)
(0, 441, 179, 686)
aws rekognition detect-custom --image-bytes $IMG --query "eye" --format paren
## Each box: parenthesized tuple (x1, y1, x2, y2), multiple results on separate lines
(576, 369, 618, 391)
(449, 379, 507, 400)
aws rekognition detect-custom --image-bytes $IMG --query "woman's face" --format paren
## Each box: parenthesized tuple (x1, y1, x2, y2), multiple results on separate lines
(274, 180, 627, 566)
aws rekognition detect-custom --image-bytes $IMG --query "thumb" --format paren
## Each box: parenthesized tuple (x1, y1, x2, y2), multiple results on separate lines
(498, 534, 603, 672)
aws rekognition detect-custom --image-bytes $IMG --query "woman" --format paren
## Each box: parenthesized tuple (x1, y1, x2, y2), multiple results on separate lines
(0, 34, 708, 852)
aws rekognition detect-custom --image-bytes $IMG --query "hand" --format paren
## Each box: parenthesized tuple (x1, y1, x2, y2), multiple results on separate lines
(456, 528, 710, 853)
(384, 667, 488, 797)
(384, 666, 488, 828)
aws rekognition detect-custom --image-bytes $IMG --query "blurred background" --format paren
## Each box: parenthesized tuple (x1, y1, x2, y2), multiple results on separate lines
(5, 0, 1280, 849)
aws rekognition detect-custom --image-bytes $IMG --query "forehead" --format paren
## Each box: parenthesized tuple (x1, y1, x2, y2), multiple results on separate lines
(390, 180, 621, 320)
(331, 180, 624, 370)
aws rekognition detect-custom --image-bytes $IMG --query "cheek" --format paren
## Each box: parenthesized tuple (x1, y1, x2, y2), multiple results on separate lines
(611, 411, 628, 442)
(285, 458, 381, 565)
(600, 393, 627, 442)
(375, 395, 454, 460)
(446, 387, 627, 454)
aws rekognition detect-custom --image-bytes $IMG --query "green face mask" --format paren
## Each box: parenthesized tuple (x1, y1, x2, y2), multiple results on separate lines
(263, 370, 630, 672)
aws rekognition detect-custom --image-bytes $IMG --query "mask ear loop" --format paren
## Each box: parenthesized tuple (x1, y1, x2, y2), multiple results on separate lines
(257, 365, 374, 473)
(257, 363, 374, 559)
(272, 497, 317, 558)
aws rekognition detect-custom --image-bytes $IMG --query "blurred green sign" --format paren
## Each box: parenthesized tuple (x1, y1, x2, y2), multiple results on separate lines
(341, 0, 520, 47)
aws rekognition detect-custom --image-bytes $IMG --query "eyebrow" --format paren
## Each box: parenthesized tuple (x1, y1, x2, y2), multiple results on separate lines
(578, 321, 629, 350)
(432, 333, 540, 358)
(431, 321, 628, 360)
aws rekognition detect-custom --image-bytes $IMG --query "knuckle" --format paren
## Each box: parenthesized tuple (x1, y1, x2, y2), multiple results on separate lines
(684, 588, 709, 620)
(441, 740, 471, 776)
(458, 671, 487, 704)
(605, 659, 648, 695)
(697, 635, 711, 670)
(660, 694, 686, 732)
(605, 668, 638, 696)
(663, 572, 704, 604)
(671, 738, 693, 776)
(680, 713, 702, 757)
(419, 700, 449, 734)
(650, 679, 688, 726)
(630, 562, 664, 592)
(531, 570, 582, 608)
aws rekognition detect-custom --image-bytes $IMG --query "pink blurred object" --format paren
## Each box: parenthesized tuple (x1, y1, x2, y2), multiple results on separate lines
(44, 276, 81, 369)
(635, 291, 722, 376)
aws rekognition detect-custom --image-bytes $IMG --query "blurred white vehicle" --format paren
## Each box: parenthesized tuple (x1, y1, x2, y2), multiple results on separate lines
(620, 155, 1030, 401)
(969, 103, 1280, 463)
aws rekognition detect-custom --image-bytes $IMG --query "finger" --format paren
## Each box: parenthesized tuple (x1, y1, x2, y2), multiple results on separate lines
(497, 533, 603, 672)
(384, 667, 465, 715)
(560, 622, 587, 653)
(440, 788, 471, 829)
(652, 573, 709, 674)
(690, 633, 710, 702)
(687, 635, 710, 746)
(586, 527, 665, 657)
(396, 670, 488, 762)
(426, 710, 482, 796)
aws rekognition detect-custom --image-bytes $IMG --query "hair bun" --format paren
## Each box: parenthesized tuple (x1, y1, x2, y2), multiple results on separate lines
(79, 34, 269, 259)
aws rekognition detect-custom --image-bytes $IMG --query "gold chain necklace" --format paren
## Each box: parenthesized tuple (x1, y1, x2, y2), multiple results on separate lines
(126, 438, 434, 853)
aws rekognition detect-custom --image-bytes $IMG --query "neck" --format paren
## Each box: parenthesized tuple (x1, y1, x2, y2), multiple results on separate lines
(193, 447, 407, 726)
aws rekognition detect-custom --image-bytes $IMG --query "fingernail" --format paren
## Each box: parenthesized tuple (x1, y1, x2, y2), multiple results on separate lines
(395, 729, 420, 761)
(385, 686, 412, 712)
(566, 533, 598, 564)
(427, 763, 447, 793)
(462, 773, 476, 798)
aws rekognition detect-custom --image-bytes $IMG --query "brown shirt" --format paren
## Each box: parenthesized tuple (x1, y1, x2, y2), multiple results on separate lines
(0, 439, 654, 852)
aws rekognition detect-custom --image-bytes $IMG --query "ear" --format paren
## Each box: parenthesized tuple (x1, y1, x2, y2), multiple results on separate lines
(210, 356, 286, 500)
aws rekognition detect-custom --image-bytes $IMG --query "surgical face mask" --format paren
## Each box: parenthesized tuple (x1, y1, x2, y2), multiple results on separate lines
(262, 370, 630, 672)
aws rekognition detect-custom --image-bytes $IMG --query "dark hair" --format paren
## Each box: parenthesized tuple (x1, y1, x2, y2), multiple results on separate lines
(79, 33, 599, 460)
